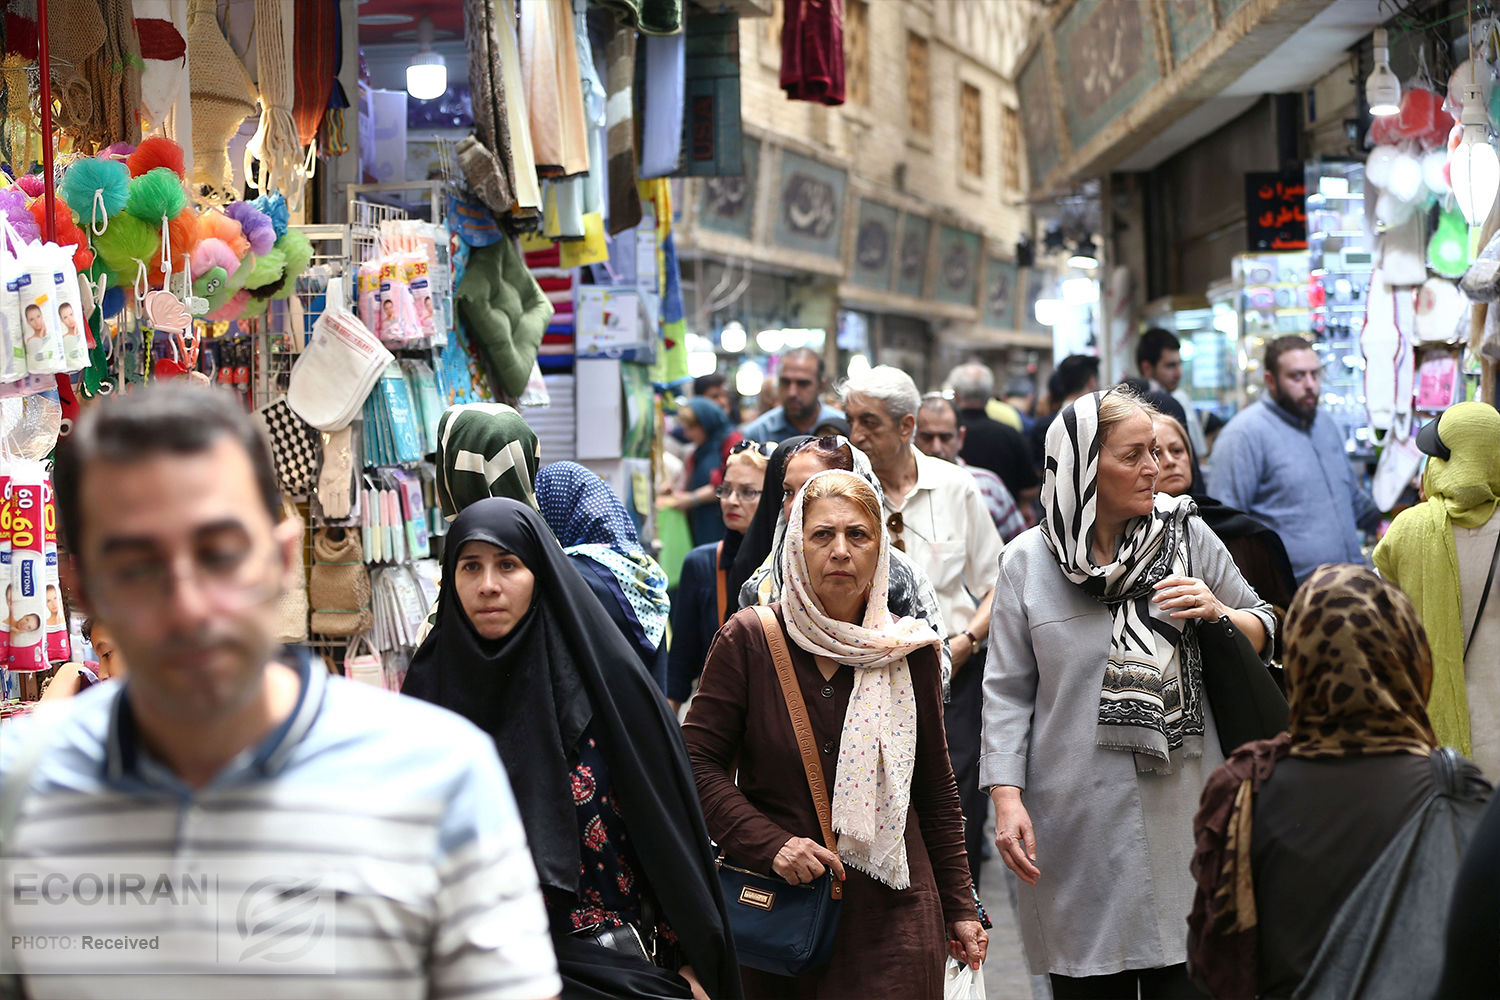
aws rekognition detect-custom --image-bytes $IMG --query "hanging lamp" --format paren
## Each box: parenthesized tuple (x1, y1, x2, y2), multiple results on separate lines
(1367, 29, 1402, 116)
(1452, 5, 1500, 226)
(406, 16, 447, 102)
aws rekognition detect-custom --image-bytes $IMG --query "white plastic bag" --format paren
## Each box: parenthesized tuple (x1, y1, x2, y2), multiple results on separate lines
(943, 958, 986, 1000)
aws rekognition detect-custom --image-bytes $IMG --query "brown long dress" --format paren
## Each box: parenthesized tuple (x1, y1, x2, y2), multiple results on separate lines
(684, 604, 976, 999)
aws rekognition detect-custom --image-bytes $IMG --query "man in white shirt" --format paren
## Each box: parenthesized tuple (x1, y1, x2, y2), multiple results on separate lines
(842, 366, 1004, 886)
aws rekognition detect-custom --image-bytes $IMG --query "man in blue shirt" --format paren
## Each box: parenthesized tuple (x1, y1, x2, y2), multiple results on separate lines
(1209, 336, 1380, 582)
(739, 347, 844, 443)
(1, 383, 559, 1000)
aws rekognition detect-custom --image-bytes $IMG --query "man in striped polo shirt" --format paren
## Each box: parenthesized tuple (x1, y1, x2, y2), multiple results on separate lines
(0, 383, 560, 1000)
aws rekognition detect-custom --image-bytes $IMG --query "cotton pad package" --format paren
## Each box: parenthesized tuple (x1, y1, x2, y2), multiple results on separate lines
(14, 238, 68, 375)
(287, 276, 394, 431)
(6, 463, 49, 671)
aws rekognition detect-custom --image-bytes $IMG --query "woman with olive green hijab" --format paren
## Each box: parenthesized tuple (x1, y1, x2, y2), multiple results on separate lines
(435, 403, 542, 517)
(1375, 401, 1500, 776)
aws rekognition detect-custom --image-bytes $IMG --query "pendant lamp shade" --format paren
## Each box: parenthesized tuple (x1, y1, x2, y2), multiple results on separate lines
(1367, 29, 1401, 116)
(406, 16, 447, 101)
(1451, 84, 1500, 226)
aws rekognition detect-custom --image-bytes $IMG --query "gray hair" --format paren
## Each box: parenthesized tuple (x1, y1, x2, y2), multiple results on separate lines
(840, 366, 922, 438)
(944, 363, 994, 406)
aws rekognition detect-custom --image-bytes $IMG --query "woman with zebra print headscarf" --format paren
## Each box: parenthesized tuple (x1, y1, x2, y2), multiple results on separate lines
(980, 386, 1275, 999)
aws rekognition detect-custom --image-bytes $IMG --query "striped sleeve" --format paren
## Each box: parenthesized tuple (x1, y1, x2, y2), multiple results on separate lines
(429, 733, 560, 1000)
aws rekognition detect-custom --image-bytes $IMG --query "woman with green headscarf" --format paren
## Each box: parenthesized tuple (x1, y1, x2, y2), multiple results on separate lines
(1375, 401, 1500, 777)
(417, 403, 544, 645)
(435, 403, 542, 517)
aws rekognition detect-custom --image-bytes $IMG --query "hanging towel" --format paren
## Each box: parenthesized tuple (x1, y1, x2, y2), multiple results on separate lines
(591, 0, 682, 36)
(519, 0, 590, 178)
(133, 0, 187, 130)
(604, 25, 642, 234)
(291, 0, 338, 147)
(781, 0, 845, 106)
(637, 32, 685, 179)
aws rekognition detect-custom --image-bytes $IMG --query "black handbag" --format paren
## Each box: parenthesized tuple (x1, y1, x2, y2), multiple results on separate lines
(716, 606, 843, 977)
(1187, 542, 1289, 757)
(1197, 614, 1290, 757)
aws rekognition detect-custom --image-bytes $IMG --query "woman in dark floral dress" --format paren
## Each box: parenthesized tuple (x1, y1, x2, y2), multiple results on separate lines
(404, 498, 740, 1000)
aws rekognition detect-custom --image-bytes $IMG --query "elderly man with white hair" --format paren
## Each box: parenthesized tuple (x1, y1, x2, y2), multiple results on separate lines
(843, 365, 1005, 887)
(947, 362, 1040, 515)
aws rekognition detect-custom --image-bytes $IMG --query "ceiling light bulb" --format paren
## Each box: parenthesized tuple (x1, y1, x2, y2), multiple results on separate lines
(1034, 298, 1063, 327)
(1068, 237, 1099, 269)
(1451, 84, 1500, 226)
(406, 16, 447, 101)
(1366, 29, 1401, 117)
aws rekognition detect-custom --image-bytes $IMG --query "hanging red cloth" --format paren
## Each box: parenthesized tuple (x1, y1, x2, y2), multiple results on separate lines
(780, 0, 844, 106)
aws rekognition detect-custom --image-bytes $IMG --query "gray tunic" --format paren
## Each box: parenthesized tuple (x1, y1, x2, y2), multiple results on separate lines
(980, 520, 1276, 978)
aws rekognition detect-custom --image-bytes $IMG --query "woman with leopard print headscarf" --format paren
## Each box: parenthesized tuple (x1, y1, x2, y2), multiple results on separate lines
(1187, 564, 1491, 1000)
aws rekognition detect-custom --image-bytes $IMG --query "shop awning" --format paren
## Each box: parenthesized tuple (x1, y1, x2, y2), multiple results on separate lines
(1019, 0, 1388, 194)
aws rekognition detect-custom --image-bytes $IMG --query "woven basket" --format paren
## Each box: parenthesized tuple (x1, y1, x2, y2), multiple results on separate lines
(309, 527, 372, 637)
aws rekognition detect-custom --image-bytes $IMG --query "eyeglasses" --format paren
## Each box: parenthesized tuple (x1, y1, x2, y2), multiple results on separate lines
(887, 511, 905, 552)
(715, 486, 763, 502)
(729, 439, 776, 457)
(90, 543, 281, 614)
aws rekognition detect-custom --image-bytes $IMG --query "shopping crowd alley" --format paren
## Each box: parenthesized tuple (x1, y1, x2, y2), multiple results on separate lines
(1, 0, 1499, 998)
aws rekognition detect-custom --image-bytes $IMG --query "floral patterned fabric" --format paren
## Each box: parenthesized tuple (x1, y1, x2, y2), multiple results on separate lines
(544, 729, 675, 953)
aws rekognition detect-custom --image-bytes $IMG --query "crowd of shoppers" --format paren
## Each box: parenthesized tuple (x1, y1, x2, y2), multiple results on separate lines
(4, 331, 1497, 999)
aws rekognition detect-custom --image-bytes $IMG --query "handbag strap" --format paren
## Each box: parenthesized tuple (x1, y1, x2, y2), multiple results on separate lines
(714, 541, 727, 626)
(1465, 530, 1500, 660)
(751, 605, 843, 901)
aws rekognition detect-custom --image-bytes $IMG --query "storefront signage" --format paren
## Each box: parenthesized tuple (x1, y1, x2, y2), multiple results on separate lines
(772, 150, 848, 259)
(1245, 171, 1308, 251)
(1165, 0, 1214, 65)
(983, 257, 1020, 329)
(849, 198, 899, 292)
(933, 226, 982, 308)
(1055, 0, 1161, 152)
(1018, 51, 1061, 187)
(894, 213, 931, 299)
(698, 135, 759, 239)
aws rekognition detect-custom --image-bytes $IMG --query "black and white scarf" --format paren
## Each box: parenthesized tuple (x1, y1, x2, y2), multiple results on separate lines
(1041, 391, 1204, 772)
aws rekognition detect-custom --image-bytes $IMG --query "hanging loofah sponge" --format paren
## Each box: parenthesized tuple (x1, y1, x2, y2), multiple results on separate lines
(99, 142, 135, 162)
(269, 227, 312, 299)
(224, 200, 275, 256)
(206, 287, 250, 322)
(252, 190, 289, 240)
(0, 188, 41, 248)
(59, 158, 131, 226)
(241, 245, 286, 295)
(126, 167, 189, 223)
(197, 209, 250, 260)
(93, 213, 162, 283)
(149, 212, 204, 284)
(126, 136, 186, 179)
(14, 174, 45, 198)
(28, 198, 93, 270)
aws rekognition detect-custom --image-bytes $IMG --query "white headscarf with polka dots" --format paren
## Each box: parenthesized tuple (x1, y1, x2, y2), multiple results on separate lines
(782, 469, 942, 890)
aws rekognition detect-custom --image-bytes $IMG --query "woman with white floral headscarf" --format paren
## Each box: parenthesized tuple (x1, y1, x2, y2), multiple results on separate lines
(685, 469, 986, 997)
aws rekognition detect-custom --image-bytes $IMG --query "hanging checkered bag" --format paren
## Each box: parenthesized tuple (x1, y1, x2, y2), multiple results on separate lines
(253, 397, 323, 499)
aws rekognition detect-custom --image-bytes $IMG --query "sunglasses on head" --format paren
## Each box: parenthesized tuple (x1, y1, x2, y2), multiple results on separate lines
(729, 439, 776, 457)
